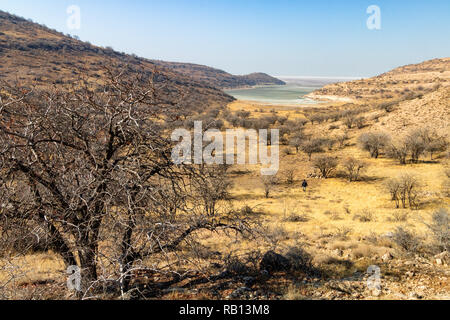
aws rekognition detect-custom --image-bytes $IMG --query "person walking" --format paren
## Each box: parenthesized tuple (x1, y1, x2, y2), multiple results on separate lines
(302, 179, 308, 192)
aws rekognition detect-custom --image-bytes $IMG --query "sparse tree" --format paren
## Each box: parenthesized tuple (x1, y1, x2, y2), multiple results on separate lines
(342, 157, 368, 182)
(282, 167, 296, 185)
(387, 140, 409, 165)
(405, 129, 428, 163)
(301, 138, 324, 161)
(289, 131, 305, 154)
(385, 173, 421, 209)
(335, 131, 349, 149)
(358, 131, 391, 158)
(313, 155, 338, 179)
(261, 175, 278, 198)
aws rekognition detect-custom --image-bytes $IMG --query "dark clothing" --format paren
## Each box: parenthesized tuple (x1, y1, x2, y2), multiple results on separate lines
(302, 180, 308, 192)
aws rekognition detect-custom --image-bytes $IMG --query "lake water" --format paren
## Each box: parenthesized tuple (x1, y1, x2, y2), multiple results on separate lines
(225, 85, 319, 105)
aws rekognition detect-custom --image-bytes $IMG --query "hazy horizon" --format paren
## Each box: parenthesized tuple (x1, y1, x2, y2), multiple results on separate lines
(1, 0, 449, 77)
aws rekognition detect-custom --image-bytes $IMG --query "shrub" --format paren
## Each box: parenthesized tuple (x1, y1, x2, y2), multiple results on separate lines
(342, 157, 368, 182)
(425, 208, 449, 252)
(261, 175, 278, 198)
(355, 116, 366, 129)
(405, 129, 428, 163)
(385, 173, 421, 209)
(313, 155, 338, 179)
(301, 138, 325, 161)
(388, 211, 408, 222)
(358, 132, 391, 158)
(387, 140, 409, 165)
(335, 131, 349, 149)
(282, 168, 296, 185)
(353, 208, 375, 222)
(392, 227, 421, 253)
(283, 213, 309, 223)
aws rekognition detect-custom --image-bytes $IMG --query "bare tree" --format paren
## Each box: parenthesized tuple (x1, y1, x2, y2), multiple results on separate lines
(289, 131, 305, 154)
(343, 113, 356, 129)
(426, 136, 448, 160)
(313, 155, 338, 179)
(342, 157, 368, 182)
(335, 131, 349, 149)
(282, 167, 296, 185)
(301, 138, 324, 161)
(385, 173, 421, 209)
(405, 129, 428, 163)
(358, 132, 391, 159)
(0, 69, 252, 298)
(261, 175, 278, 198)
(387, 140, 409, 165)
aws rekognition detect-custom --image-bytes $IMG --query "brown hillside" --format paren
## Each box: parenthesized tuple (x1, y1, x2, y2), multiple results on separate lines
(0, 10, 234, 111)
(308, 58, 450, 102)
(375, 85, 449, 136)
(150, 61, 286, 89)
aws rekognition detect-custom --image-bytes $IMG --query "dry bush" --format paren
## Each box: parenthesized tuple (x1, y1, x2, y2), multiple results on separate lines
(335, 131, 349, 149)
(443, 169, 450, 197)
(261, 175, 279, 198)
(385, 173, 422, 209)
(392, 227, 422, 253)
(387, 211, 409, 222)
(301, 138, 325, 161)
(333, 227, 352, 240)
(283, 201, 309, 222)
(387, 140, 409, 165)
(265, 225, 290, 248)
(284, 245, 313, 273)
(341, 157, 368, 182)
(313, 155, 338, 179)
(353, 208, 376, 222)
(283, 213, 310, 223)
(405, 129, 428, 163)
(425, 208, 449, 252)
(283, 285, 307, 300)
(355, 116, 366, 129)
(282, 167, 296, 185)
(352, 244, 379, 259)
(358, 132, 391, 158)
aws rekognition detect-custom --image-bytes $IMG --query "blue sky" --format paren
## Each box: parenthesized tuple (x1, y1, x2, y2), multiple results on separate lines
(1, 0, 449, 77)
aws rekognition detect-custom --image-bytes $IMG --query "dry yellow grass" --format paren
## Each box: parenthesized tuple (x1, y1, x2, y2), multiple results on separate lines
(1, 98, 448, 299)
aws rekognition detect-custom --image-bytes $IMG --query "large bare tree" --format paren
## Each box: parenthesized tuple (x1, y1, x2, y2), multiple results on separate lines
(0, 69, 251, 299)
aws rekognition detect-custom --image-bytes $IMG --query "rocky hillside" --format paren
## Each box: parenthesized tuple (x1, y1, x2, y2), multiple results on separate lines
(307, 58, 450, 102)
(307, 58, 450, 135)
(150, 60, 285, 89)
(0, 10, 234, 111)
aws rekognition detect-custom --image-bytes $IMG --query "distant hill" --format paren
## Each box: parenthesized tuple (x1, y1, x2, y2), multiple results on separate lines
(150, 60, 285, 89)
(0, 10, 237, 112)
